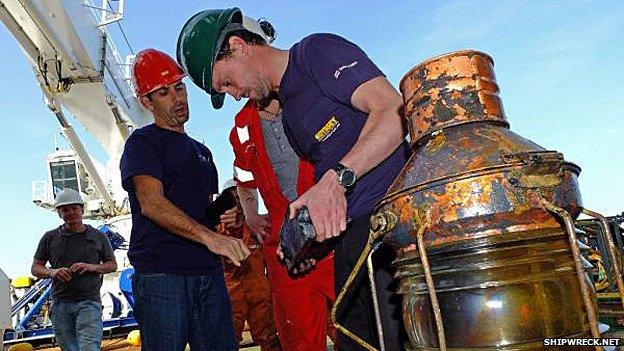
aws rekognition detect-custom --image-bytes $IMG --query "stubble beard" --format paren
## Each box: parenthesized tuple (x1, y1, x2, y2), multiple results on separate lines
(163, 103, 189, 128)
(251, 77, 271, 102)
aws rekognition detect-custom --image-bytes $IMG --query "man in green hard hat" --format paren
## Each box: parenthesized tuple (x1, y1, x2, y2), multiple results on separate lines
(177, 8, 410, 351)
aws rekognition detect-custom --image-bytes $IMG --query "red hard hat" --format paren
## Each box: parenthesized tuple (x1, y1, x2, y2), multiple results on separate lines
(133, 48, 187, 97)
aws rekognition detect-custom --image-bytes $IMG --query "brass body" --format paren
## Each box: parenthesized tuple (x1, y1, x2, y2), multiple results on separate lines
(374, 50, 594, 350)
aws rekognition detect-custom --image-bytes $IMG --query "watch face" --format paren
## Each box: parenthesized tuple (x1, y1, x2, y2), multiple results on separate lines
(340, 169, 356, 187)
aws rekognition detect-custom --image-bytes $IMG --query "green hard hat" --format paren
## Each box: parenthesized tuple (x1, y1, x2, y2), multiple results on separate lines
(177, 8, 242, 109)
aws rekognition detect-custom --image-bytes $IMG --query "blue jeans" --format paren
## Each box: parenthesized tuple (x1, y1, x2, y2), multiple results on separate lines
(132, 271, 237, 351)
(49, 300, 103, 351)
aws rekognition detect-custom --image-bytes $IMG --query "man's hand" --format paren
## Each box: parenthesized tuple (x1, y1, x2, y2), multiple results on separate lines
(69, 262, 96, 275)
(220, 206, 243, 229)
(50, 267, 72, 282)
(289, 170, 347, 242)
(276, 247, 317, 275)
(203, 232, 250, 266)
(246, 213, 270, 243)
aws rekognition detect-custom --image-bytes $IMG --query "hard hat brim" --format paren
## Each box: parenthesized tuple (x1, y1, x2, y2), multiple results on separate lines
(54, 188, 85, 208)
(211, 92, 225, 109)
(177, 8, 242, 110)
(140, 72, 187, 98)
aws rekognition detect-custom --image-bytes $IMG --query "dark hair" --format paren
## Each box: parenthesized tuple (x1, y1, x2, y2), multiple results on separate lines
(216, 19, 276, 61)
(258, 19, 275, 41)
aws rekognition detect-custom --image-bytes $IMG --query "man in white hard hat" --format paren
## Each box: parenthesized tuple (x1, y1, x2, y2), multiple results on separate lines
(31, 188, 117, 351)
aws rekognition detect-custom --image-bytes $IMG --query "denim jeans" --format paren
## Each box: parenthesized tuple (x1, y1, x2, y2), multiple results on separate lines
(132, 271, 237, 351)
(49, 300, 103, 351)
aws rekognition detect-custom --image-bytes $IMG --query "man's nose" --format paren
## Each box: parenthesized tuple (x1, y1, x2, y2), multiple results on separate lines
(171, 90, 183, 102)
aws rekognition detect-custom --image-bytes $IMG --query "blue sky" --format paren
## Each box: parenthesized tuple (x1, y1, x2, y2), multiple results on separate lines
(0, 0, 622, 277)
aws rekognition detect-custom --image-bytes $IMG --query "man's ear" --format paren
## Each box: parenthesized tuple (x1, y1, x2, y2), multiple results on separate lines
(228, 35, 247, 53)
(140, 95, 154, 111)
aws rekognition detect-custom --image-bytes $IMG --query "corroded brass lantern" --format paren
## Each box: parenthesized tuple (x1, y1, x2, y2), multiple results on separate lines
(332, 50, 624, 351)
(372, 50, 598, 350)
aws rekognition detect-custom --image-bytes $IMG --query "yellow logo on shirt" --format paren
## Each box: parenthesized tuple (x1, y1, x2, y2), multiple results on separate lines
(315, 117, 340, 142)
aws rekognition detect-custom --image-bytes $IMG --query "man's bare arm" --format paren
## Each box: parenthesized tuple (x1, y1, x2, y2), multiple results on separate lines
(94, 259, 117, 274)
(133, 175, 250, 265)
(237, 186, 259, 218)
(237, 186, 270, 242)
(32, 259, 72, 282)
(341, 76, 405, 177)
(69, 260, 117, 275)
(134, 175, 210, 243)
(31, 259, 52, 279)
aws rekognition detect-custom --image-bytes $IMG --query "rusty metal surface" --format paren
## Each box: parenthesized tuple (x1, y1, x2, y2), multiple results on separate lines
(375, 50, 593, 350)
(376, 123, 582, 249)
(400, 50, 508, 145)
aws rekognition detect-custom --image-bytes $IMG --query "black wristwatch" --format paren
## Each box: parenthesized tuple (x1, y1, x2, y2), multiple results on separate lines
(332, 163, 357, 189)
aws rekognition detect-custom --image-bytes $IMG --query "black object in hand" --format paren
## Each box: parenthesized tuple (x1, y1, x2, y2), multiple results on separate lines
(205, 190, 237, 231)
(278, 206, 334, 274)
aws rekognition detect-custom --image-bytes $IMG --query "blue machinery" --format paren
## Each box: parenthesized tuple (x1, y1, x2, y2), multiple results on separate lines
(13, 279, 52, 331)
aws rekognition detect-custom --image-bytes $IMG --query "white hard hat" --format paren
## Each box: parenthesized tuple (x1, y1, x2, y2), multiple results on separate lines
(54, 188, 84, 208)
(242, 16, 275, 44)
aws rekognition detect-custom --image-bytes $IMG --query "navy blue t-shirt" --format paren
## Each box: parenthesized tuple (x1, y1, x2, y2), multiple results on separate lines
(120, 124, 220, 275)
(278, 33, 410, 218)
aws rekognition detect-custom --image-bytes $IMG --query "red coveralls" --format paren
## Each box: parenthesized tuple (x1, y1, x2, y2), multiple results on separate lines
(230, 100, 336, 351)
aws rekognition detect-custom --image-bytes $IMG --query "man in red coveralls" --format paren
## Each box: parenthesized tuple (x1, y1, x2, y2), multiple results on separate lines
(230, 97, 336, 351)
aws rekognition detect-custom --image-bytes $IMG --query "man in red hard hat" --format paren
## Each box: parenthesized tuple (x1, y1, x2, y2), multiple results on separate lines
(120, 48, 249, 350)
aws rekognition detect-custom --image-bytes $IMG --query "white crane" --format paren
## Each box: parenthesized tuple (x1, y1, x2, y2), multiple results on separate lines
(0, 0, 147, 343)
(0, 0, 150, 217)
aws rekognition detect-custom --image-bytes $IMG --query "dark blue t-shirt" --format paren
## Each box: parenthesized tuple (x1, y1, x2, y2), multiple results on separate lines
(278, 33, 410, 218)
(120, 124, 220, 275)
